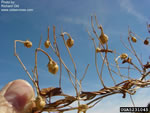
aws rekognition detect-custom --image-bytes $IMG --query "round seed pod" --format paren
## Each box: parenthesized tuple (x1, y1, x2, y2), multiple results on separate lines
(47, 60, 59, 74)
(96, 47, 101, 53)
(44, 40, 50, 48)
(144, 39, 149, 45)
(78, 104, 88, 112)
(99, 25, 108, 45)
(35, 96, 46, 110)
(66, 38, 74, 48)
(120, 53, 128, 60)
(24, 40, 32, 48)
(131, 36, 137, 43)
(99, 34, 108, 44)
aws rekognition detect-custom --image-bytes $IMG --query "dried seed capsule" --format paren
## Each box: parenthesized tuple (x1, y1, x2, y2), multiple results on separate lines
(44, 40, 50, 48)
(127, 57, 132, 64)
(66, 38, 74, 48)
(78, 104, 88, 112)
(144, 39, 149, 45)
(24, 40, 32, 48)
(120, 53, 128, 60)
(99, 34, 108, 44)
(47, 60, 59, 74)
(131, 36, 137, 43)
(96, 47, 101, 53)
(122, 57, 132, 64)
(35, 96, 46, 110)
(99, 25, 108, 45)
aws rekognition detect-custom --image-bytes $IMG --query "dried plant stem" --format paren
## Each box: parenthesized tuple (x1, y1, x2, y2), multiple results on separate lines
(111, 69, 132, 79)
(79, 64, 90, 92)
(130, 94, 135, 107)
(38, 35, 42, 48)
(128, 64, 131, 79)
(53, 26, 57, 46)
(35, 48, 52, 80)
(59, 57, 81, 88)
(141, 71, 150, 81)
(48, 45, 82, 102)
(87, 30, 106, 87)
(53, 26, 62, 88)
(91, 16, 99, 40)
(80, 64, 90, 83)
(58, 48, 62, 88)
(61, 32, 79, 103)
(47, 26, 50, 40)
(66, 69, 76, 90)
(98, 52, 106, 87)
(105, 44, 116, 85)
(34, 37, 43, 82)
(120, 37, 142, 74)
(14, 40, 34, 83)
(51, 27, 81, 89)
(87, 92, 118, 105)
(111, 64, 136, 70)
(90, 98, 102, 108)
(95, 15, 105, 49)
(34, 48, 53, 95)
(120, 37, 134, 55)
(114, 55, 124, 81)
(128, 36, 143, 69)
(14, 40, 39, 94)
(15, 55, 34, 83)
(106, 56, 116, 85)
(130, 62, 142, 74)
(61, 33, 77, 82)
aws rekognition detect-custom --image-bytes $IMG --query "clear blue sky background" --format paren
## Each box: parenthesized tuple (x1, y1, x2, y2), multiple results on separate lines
(0, 0, 150, 113)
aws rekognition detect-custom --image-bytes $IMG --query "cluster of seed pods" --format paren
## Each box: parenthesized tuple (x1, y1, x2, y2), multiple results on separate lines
(14, 17, 150, 113)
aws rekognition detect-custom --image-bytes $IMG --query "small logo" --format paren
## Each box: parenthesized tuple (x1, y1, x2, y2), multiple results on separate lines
(120, 107, 149, 112)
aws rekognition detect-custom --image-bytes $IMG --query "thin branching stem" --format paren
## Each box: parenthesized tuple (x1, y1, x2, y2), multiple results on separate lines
(80, 64, 90, 83)
(91, 16, 99, 40)
(53, 26, 62, 88)
(114, 53, 124, 81)
(130, 94, 135, 107)
(87, 30, 106, 87)
(127, 35, 143, 70)
(14, 40, 34, 83)
(105, 43, 116, 85)
(87, 92, 118, 105)
(61, 32, 79, 100)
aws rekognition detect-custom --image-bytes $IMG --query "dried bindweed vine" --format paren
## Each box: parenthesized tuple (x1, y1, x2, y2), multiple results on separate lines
(14, 16, 150, 113)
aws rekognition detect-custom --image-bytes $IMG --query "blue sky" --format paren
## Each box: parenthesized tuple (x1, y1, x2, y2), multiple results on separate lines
(0, 0, 150, 113)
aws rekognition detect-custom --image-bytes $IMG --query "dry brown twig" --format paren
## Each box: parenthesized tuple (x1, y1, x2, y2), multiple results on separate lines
(14, 15, 150, 113)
